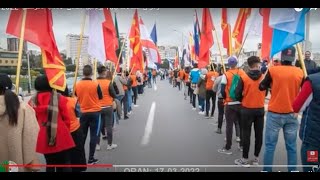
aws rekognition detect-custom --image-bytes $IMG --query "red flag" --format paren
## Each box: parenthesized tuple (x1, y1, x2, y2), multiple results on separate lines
(6, 9, 66, 91)
(103, 8, 118, 64)
(232, 8, 251, 53)
(174, 51, 179, 69)
(199, 8, 214, 69)
(129, 10, 144, 74)
(260, 8, 273, 63)
(221, 8, 232, 56)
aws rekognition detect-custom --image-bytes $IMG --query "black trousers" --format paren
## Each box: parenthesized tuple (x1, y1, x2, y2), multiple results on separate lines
(224, 104, 241, 150)
(80, 112, 100, 161)
(44, 150, 72, 172)
(241, 107, 264, 159)
(122, 91, 128, 117)
(97, 107, 114, 145)
(70, 128, 87, 172)
(217, 98, 224, 129)
(205, 90, 216, 117)
(132, 86, 138, 105)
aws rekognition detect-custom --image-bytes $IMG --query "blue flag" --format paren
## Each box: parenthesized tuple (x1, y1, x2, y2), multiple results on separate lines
(269, 8, 309, 57)
(150, 23, 158, 46)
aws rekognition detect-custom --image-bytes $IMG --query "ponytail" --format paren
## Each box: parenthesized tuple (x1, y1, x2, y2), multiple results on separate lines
(4, 89, 20, 126)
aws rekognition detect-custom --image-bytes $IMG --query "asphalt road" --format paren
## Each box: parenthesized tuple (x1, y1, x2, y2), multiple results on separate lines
(30, 77, 303, 172)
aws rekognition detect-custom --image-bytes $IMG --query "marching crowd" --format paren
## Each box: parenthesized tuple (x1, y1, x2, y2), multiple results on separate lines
(0, 47, 320, 172)
(168, 47, 320, 172)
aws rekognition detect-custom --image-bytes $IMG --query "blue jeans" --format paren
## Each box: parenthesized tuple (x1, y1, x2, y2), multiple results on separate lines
(127, 89, 132, 112)
(198, 95, 205, 112)
(263, 112, 298, 172)
(301, 142, 320, 172)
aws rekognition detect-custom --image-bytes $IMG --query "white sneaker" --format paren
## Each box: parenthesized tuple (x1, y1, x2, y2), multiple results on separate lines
(198, 111, 205, 115)
(224, 137, 227, 141)
(236, 137, 240, 142)
(96, 144, 101, 151)
(134, 105, 139, 107)
(252, 157, 259, 165)
(192, 108, 196, 111)
(217, 148, 232, 155)
(107, 144, 118, 150)
(128, 111, 132, 115)
(234, 158, 250, 168)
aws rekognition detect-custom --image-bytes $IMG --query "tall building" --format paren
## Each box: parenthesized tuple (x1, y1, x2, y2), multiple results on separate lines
(7, 38, 28, 53)
(66, 34, 89, 64)
(158, 46, 166, 60)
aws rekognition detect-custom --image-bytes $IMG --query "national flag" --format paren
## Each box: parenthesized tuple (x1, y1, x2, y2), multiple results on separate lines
(102, 9, 118, 64)
(269, 8, 309, 57)
(139, 17, 161, 65)
(88, 10, 107, 63)
(114, 12, 122, 72)
(194, 9, 201, 59)
(199, 8, 215, 69)
(150, 22, 158, 46)
(260, 8, 273, 62)
(129, 10, 144, 73)
(6, 8, 66, 91)
(221, 8, 232, 56)
(232, 8, 251, 53)
(174, 50, 179, 69)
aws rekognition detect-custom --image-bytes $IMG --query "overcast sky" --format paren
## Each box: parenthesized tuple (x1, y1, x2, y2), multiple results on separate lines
(0, 8, 319, 54)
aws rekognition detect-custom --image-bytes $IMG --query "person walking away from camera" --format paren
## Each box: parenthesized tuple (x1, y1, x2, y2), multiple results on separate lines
(75, 65, 102, 165)
(120, 71, 129, 120)
(30, 75, 75, 172)
(293, 72, 320, 172)
(234, 56, 266, 167)
(205, 64, 219, 119)
(152, 69, 157, 84)
(125, 71, 133, 115)
(178, 68, 184, 91)
(259, 47, 304, 172)
(190, 64, 201, 110)
(218, 56, 245, 155)
(130, 70, 139, 107)
(148, 70, 152, 88)
(184, 67, 191, 100)
(0, 74, 39, 172)
(213, 67, 225, 134)
(59, 87, 87, 172)
(197, 69, 207, 115)
(96, 67, 117, 151)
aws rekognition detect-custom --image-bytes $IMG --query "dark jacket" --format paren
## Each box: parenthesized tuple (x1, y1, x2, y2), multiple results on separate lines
(295, 59, 318, 72)
(299, 73, 320, 148)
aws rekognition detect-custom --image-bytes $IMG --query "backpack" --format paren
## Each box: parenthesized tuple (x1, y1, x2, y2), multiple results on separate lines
(113, 81, 119, 95)
(126, 77, 132, 89)
(229, 70, 240, 101)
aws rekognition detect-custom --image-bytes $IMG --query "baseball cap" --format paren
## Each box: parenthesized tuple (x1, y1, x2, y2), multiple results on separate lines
(281, 46, 296, 62)
(228, 56, 238, 66)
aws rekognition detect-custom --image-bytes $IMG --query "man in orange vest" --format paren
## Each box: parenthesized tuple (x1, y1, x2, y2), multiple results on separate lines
(234, 56, 266, 167)
(259, 47, 304, 172)
(205, 64, 219, 118)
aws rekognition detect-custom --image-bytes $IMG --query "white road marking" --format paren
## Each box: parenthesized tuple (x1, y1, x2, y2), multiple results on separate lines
(141, 102, 156, 146)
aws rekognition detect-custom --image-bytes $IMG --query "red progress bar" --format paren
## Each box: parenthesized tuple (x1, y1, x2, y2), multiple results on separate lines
(4, 164, 113, 168)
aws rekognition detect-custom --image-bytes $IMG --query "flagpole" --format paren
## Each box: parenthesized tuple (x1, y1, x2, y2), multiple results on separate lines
(72, 12, 86, 97)
(228, 24, 233, 56)
(27, 51, 32, 94)
(214, 30, 226, 73)
(112, 36, 127, 82)
(15, 9, 27, 95)
(129, 64, 136, 75)
(93, 58, 97, 79)
(296, 43, 308, 78)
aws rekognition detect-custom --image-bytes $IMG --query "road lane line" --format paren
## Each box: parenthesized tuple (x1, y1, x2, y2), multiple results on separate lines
(141, 102, 156, 146)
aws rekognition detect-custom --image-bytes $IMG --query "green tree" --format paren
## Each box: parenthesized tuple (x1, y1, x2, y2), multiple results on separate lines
(66, 64, 76, 72)
(65, 57, 73, 65)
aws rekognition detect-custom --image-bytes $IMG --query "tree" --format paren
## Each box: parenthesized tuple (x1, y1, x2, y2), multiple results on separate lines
(64, 57, 73, 65)
(66, 64, 76, 72)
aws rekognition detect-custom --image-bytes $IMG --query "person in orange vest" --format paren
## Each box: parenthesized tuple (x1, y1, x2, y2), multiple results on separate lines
(259, 47, 304, 172)
(58, 87, 87, 172)
(152, 69, 157, 84)
(205, 63, 219, 118)
(184, 66, 191, 100)
(233, 56, 266, 167)
(177, 68, 184, 91)
(218, 56, 246, 155)
(75, 65, 103, 165)
(130, 70, 139, 107)
(95, 66, 117, 151)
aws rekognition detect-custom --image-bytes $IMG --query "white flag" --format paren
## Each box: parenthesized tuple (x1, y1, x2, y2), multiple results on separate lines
(87, 10, 106, 63)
